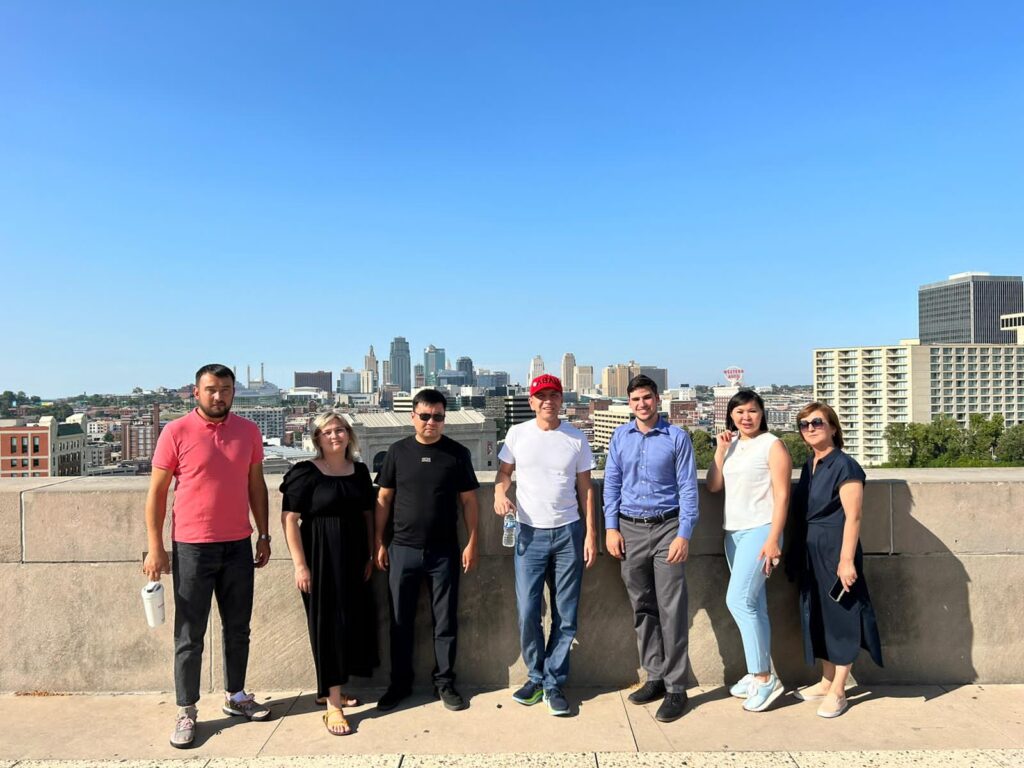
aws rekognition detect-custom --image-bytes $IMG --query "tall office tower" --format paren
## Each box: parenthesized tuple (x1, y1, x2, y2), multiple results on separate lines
(294, 370, 333, 391)
(363, 345, 378, 390)
(414, 364, 425, 388)
(337, 367, 361, 393)
(601, 361, 640, 398)
(529, 355, 545, 382)
(560, 353, 577, 390)
(424, 345, 446, 386)
(382, 360, 391, 386)
(455, 356, 475, 385)
(573, 365, 594, 393)
(360, 368, 377, 394)
(639, 366, 669, 394)
(919, 273, 1024, 344)
(389, 336, 412, 393)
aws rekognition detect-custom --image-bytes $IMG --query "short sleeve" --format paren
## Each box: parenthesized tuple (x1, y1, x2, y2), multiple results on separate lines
(835, 453, 866, 488)
(575, 435, 595, 473)
(457, 446, 481, 493)
(280, 461, 317, 514)
(250, 423, 265, 464)
(152, 424, 178, 472)
(376, 444, 398, 489)
(497, 428, 516, 465)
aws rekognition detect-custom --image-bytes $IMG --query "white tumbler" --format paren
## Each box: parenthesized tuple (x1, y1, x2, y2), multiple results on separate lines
(141, 581, 165, 628)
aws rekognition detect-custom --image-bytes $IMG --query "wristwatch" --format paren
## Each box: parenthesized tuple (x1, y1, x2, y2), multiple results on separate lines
(258, 533, 272, 543)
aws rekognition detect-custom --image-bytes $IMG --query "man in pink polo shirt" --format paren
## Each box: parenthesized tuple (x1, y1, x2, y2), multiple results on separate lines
(143, 363, 271, 749)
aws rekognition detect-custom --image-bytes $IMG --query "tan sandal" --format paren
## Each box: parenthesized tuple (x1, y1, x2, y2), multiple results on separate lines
(316, 693, 360, 707)
(322, 707, 352, 736)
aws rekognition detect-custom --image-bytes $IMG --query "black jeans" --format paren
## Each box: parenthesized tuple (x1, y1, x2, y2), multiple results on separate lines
(172, 538, 254, 707)
(386, 543, 460, 688)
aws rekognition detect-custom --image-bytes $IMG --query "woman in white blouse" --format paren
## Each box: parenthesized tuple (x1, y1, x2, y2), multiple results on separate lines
(706, 390, 791, 712)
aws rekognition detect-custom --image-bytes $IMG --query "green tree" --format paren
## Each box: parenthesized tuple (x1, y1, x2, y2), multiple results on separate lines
(687, 429, 715, 470)
(964, 413, 1004, 462)
(996, 424, 1024, 464)
(780, 432, 810, 467)
(921, 416, 965, 466)
(884, 422, 913, 466)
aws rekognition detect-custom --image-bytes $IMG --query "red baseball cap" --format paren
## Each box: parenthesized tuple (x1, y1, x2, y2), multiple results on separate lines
(529, 374, 563, 397)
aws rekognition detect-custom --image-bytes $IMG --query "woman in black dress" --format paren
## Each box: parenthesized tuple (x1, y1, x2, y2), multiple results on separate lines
(280, 410, 378, 735)
(787, 402, 882, 718)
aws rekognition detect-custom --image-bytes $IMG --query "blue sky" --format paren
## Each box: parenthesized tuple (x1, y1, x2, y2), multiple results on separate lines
(2, 2, 1022, 397)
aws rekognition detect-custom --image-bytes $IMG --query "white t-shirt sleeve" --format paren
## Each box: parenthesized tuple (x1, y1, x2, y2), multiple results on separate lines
(576, 434, 595, 473)
(497, 427, 516, 465)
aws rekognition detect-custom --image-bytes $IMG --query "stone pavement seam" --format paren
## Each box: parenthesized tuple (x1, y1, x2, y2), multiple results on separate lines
(254, 692, 303, 757)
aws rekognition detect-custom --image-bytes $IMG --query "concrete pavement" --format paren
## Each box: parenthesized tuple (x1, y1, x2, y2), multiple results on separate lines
(2, 685, 1022, 767)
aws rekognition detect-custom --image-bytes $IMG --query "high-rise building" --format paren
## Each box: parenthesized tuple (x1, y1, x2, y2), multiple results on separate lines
(601, 361, 640, 398)
(122, 404, 161, 462)
(456, 356, 475, 386)
(713, 385, 741, 432)
(294, 370, 333, 391)
(919, 273, 1024, 345)
(337, 367, 361, 393)
(414, 364, 426, 389)
(573, 365, 594, 393)
(503, 395, 533, 429)
(561, 353, 576, 391)
(381, 360, 392, 387)
(814, 327, 1024, 465)
(424, 345, 446, 386)
(529, 355, 545, 383)
(363, 346, 378, 391)
(232, 406, 286, 441)
(389, 336, 412, 393)
(639, 366, 669, 394)
(477, 369, 510, 390)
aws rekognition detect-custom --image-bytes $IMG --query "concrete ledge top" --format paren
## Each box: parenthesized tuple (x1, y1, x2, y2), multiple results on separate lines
(5, 468, 1024, 492)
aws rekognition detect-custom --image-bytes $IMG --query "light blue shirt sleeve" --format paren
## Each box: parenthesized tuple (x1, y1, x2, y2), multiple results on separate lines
(603, 428, 623, 529)
(674, 428, 699, 539)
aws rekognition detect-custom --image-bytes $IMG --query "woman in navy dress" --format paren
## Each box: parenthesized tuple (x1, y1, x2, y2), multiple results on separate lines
(280, 410, 378, 735)
(787, 402, 882, 718)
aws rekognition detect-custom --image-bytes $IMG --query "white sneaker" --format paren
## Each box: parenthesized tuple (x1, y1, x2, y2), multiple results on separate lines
(729, 674, 755, 699)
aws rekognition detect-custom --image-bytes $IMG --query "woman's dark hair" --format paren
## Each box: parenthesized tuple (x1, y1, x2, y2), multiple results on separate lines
(725, 389, 768, 434)
(412, 388, 447, 410)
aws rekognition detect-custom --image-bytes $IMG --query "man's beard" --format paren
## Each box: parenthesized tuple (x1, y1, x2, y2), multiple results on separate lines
(198, 401, 231, 419)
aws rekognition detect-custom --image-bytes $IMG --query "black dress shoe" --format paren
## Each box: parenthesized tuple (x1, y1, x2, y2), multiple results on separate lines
(655, 691, 688, 722)
(377, 686, 412, 712)
(627, 679, 666, 705)
(434, 683, 466, 711)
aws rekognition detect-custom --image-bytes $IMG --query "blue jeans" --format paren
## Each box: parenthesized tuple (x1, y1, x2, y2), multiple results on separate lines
(514, 520, 584, 690)
(724, 524, 780, 675)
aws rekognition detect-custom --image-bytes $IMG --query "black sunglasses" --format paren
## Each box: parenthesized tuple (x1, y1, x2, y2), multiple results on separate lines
(415, 413, 446, 422)
(798, 417, 827, 431)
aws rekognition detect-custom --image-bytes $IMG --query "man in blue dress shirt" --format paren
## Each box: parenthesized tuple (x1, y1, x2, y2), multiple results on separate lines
(604, 374, 699, 723)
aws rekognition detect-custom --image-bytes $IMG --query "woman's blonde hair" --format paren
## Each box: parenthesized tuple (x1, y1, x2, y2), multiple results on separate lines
(311, 410, 359, 460)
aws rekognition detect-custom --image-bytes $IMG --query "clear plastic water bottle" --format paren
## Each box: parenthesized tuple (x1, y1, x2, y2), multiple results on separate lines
(502, 512, 517, 547)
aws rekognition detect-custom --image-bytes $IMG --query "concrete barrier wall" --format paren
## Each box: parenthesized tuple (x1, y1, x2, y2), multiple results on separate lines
(2, 470, 1023, 693)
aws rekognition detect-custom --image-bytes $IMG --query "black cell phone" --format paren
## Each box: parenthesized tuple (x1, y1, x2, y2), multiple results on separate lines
(829, 576, 846, 602)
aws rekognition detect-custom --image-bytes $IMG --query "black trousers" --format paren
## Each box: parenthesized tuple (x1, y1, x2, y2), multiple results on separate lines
(172, 538, 254, 707)
(386, 543, 460, 688)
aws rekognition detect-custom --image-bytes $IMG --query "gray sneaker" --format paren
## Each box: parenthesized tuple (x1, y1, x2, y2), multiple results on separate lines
(222, 692, 271, 721)
(170, 705, 197, 749)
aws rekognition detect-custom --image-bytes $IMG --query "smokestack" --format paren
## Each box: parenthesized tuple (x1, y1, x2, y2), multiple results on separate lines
(261, 362, 265, 383)
(247, 365, 251, 388)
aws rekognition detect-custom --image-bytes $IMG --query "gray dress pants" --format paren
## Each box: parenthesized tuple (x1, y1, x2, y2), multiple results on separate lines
(619, 517, 690, 693)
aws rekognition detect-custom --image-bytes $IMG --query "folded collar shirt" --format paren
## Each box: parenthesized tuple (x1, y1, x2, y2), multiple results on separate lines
(603, 416, 699, 539)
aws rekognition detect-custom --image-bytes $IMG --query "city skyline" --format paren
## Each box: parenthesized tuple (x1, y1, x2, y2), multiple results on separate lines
(3, 3, 1022, 396)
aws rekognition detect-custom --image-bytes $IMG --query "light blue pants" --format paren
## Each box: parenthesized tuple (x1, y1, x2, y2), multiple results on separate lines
(724, 524, 779, 675)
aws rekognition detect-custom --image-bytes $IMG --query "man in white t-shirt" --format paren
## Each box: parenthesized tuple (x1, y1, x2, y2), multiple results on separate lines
(495, 373, 597, 716)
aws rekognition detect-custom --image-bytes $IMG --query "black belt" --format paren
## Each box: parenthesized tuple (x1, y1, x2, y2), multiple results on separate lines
(619, 509, 679, 525)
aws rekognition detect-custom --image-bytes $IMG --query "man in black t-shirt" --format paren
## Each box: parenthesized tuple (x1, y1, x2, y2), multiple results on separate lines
(374, 388, 480, 713)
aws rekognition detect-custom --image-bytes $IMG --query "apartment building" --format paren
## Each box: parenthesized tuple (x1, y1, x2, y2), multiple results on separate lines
(814, 334, 1024, 465)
